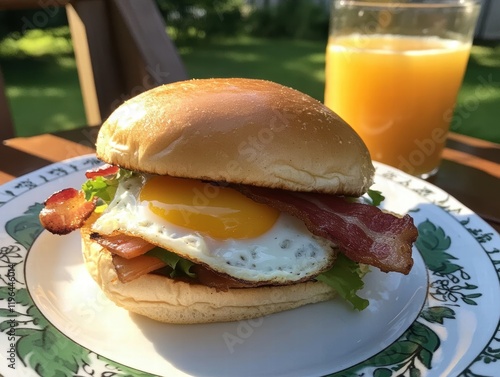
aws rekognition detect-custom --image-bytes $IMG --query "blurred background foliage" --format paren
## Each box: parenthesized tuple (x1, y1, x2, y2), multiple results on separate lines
(0, 0, 499, 142)
(0, 0, 329, 49)
(155, 0, 329, 42)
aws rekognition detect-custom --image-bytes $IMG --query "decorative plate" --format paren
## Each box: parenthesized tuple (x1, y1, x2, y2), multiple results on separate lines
(0, 155, 499, 377)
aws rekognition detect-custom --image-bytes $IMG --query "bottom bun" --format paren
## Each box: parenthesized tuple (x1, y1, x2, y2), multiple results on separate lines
(80, 223, 337, 324)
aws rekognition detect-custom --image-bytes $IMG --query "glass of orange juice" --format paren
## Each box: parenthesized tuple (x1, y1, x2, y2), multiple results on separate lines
(324, 0, 481, 178)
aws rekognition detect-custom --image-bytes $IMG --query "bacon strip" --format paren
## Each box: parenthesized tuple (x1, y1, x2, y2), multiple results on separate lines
(39, 188, 97, 235)
(235, 186, 417, 274)
(90, 233, 156, 259)
(113, 254, 166, 283)
(85, 164, 119, 179)
(192, 264, 272, 290)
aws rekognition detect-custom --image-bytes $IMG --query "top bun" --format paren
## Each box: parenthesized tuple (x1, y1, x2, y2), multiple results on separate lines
(96, 78, 374, 196)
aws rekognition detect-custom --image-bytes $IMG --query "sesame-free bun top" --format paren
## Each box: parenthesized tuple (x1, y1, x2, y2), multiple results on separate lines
(96, 78, 374, 196)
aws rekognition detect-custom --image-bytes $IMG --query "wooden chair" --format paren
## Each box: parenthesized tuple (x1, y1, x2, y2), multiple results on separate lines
(0, 0, 188, 140)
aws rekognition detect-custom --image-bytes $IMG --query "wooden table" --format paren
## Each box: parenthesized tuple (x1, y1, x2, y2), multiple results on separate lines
(1, 127, 499, 233)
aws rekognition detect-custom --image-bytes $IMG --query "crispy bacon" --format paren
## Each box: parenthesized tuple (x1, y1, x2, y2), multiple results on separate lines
(39, 188, 97, 235)
(235, 186, 417, 274)
(90, 233, 156, 259)
(113, 254, 166, 283)
(192, 264, 268, 290)
(85, 164, 119, 179)
(39, 164, 119, 235)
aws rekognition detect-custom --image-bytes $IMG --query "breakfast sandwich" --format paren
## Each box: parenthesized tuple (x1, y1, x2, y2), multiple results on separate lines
(39, 78, 417, 324)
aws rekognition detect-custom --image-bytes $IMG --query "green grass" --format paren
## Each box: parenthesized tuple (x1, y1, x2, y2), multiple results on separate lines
(179, 36, 327, 101)
(454, 41, 500, 142)
(0, 28, 85, 136)
(1, 28, 499, 142)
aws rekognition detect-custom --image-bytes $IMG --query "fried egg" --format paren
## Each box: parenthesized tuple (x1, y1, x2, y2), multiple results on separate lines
(91, 174, 337, 284)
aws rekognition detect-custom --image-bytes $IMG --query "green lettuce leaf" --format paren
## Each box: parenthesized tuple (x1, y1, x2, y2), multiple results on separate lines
(81, 168, 133, 206)
(365, 189, 385, 206)
(317, 254, 369, 310)
(145, 247, 196, 278)
(346, 189, 385, 207)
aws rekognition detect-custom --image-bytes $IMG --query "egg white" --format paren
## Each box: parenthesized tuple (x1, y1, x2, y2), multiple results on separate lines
(91, 174, 337, 284)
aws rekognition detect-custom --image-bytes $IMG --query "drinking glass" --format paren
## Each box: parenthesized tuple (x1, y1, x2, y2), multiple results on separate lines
(324, 0, 481, 178)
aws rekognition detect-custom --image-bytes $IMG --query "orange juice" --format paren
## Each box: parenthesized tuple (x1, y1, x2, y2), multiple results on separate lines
(324, 35, 471, 177)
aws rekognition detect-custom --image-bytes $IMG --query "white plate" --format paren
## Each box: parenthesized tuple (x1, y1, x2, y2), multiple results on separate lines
(0, 155, 499, 377)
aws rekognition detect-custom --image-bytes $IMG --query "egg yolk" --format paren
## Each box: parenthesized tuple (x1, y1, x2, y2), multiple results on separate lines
(139, 176, 280, 239)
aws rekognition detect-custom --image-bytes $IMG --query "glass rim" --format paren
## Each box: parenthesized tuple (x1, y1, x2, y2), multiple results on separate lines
(336, 0, 481, 9)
